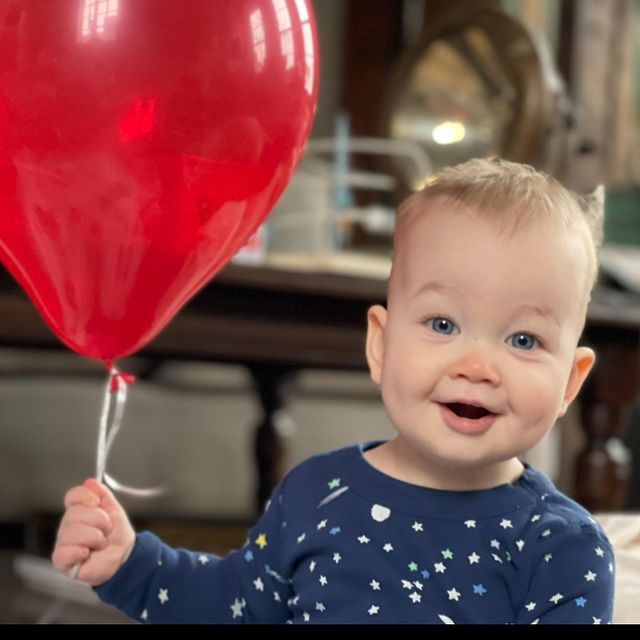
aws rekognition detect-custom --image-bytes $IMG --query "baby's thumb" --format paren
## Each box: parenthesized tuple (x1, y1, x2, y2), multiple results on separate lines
(83, 478, 121, 512)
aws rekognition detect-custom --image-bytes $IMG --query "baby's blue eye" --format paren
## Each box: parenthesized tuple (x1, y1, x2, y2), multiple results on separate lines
(429, 317, 458, 335)
(508, 333, 539, 350)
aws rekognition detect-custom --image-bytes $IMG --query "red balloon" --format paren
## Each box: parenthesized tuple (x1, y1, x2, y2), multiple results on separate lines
(0, 0, 318, 360)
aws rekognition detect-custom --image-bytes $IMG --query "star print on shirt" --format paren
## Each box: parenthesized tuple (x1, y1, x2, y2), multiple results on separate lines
(370, 580, 380, 591)
(333, 552, 342, 564)
(421, 569, 431, 579)
(468, 552, 480, 565)
(315, 602, 326, 612)
(309, 561, 316, 572)
(592, 617, 601, 624)
(368, 605, 379, 616)
(230, 598, 244, 619)
(541, 529, 551, 538)
(303, 612, 310, 622)
(585, 570, 597, 581)
(549, 593, 564, 604)
(491, 553, 503, 564)
(412, 521, 424, 532)
(253, 577, 264, 591)
(319, 575, 328, 586)
(317, 519, 327, 530)
(525, 602, 536, 612)
(575, 597, 587, 608)
(409, 592, 421, 603)
(464, 520, 476, 528)
(401, 580, 413, 590)
(255, 533, 267, 549)
(328, 478, 341, 489)
(490, 539, 501, 549)
(441, 548, 453, 560)
(544, 553, 553, 562)
(434, 562, 446, 573)
(447, 588, 461, 602)
(274, 591, 281, 602)
(473, 584, 487, 596)
(516, 540, 525, 551)
(358, 535, 370, 544)
(158, 588, 169, 604)
(383, 543, 394, 553)
(244, 550, 254, 562)
(531, 514, 541, 522)
(499, 519, 513, 529)
(197, 554, 210, 565)
(595, 546, 605, 557)
(297, 533, 306, 544)
(413, 581, 423, 591)
(329, 527, 341, 535)
(408, 562, 418, 572)
(141, 609, 148, 621)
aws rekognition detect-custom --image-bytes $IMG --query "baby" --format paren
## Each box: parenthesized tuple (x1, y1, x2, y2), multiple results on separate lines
(53, 158, 614, 624)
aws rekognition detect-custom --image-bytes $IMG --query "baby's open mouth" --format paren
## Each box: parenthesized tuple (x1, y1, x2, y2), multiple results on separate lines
(444, 403, 493, 420)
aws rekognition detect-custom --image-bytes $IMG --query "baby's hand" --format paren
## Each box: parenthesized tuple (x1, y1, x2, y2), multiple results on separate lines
(52, 479, 135, 586)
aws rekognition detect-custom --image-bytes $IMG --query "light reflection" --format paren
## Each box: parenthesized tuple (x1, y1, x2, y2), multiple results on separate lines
(432, 121, 466, 145)
(273, 0, 294, 69)
(301, 22, 315, 95)
(78, 0, 119, 42)
(250, 9, 266, 72)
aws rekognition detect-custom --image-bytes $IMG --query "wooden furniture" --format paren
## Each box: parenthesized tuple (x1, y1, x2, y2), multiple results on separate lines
(1, 265, 639, 514)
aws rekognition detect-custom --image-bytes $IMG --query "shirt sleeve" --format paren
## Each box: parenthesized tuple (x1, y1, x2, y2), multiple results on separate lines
(514, 524, 615, 625)
(94, 484, 293, 624)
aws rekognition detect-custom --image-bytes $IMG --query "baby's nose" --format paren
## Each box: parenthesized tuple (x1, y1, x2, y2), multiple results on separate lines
(447, 353, 500, 386)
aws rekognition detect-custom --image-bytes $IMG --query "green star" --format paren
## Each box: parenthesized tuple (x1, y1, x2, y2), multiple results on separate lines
(408, 561, 418, 572)
(328, 478, 341, 490)
(441, 548, 454, 560)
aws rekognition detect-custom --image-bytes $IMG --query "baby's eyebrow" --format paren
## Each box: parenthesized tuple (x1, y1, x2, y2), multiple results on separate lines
(410, 281, 461, 300)
(511, 304, 561, 327)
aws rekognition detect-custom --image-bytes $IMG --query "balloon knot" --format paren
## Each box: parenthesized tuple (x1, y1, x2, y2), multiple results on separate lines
(109, 371, 136, 392)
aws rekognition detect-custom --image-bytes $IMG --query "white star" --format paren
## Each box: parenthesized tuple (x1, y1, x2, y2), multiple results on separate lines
(370, 580, 380, 591)
(401, 579, 413, 590)
(468, 552, 480, 565)
(499, 519, 513, 529)
(157, 559, 163, 566)
(434, 562, 446, 573)
(319, 575, 328, 586)
(490, 539, 501, 549)
(358, 535, 370, 544)
(230, 598, 244, 619)
(383, 543, 394, 553)
(608, 562, 614, 573)
(333, 552, 342, 564)
(317, 519, 327, 530)
(447, 588, 461, 602)
(585, 570, 597, 582)
(531, 514, 541, 522)
(291, 595, 300, 606)
(525, 601, 536, 612)
(413, 581, 423, 591)
(595, 546, 605, 557)
(516, 539, 525, 551)
(297, 533, 306, 544)
(158, 588, 169, 604)
(492, 553, 503, 564)
(409, 591, 421, 603)
(303, 612, 310, 622)
(368, 605, 380, 616)
(140, 609, 148, 621)
(549, 593, 564, 604)
(464, 520, 476, 528)
(309, 560, 316, 573)
(197, 554, 210, 565)
(541, 528, 551, 538)
(315, 602, 326, 612)
(253, 577, 264, 591)
(592, 617, 601, 625)
(544, 553, 553, 563)
(412, 521, 424, 532)
(531, 618, 540, 625)
(274, 591, 281, 602)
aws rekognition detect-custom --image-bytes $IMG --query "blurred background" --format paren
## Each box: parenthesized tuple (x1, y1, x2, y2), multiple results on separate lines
(1, 0, 640, 623)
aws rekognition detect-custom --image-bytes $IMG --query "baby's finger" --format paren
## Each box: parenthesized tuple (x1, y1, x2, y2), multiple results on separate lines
(56, 522, 108, 551)
(64, 485, 101, 510)
(63, 505, 114, 537)
(52, 544, 90, 575)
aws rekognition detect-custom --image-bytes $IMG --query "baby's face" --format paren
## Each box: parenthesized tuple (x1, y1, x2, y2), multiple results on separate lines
(368, 203, 594, 483)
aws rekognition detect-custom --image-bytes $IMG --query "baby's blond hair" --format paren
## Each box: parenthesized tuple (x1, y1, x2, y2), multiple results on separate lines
(395, 158, 602, 294)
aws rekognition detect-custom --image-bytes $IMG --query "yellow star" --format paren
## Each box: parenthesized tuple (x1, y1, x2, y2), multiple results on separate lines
(255, 533, 268, 550)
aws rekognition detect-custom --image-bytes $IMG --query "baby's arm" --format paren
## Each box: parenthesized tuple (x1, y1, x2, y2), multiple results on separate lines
(52, 479, 135, 585)
(514, 524, 615, 624)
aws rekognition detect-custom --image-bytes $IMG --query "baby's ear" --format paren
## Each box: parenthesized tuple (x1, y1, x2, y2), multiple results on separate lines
(366, 305, 387, 385)
(575, 185, 605, 251)
(558, 346, 596, 417)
